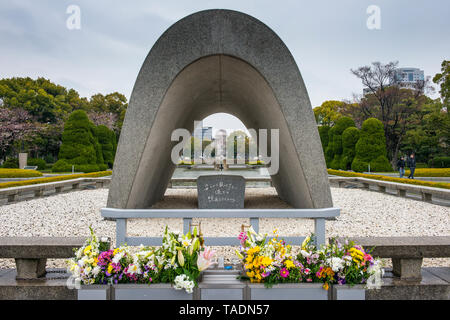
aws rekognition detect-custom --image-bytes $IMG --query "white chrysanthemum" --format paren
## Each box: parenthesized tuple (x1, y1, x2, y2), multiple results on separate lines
(300, 250, 311, 258)
(326, 257, 345, 272)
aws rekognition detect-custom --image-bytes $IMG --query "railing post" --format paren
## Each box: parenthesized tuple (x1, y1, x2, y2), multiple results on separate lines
(116, 219, 127, 246)
(250, 217, 259, 233)
(183, 218, 192, 234)
(314, 218, 326, 249)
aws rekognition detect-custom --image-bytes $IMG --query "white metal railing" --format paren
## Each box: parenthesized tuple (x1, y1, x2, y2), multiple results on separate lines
(101, 207, 340, 248)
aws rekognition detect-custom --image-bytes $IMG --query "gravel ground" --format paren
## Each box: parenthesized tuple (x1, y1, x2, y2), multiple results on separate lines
(0, 187, 449, 269)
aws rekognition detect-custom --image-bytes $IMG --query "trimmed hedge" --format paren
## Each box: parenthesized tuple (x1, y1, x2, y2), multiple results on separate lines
(326, 117, 355, 169)
(340, 127, 360, 170)
(405, 168, 450, 177)
(328, 169, 450, 190)
(27, 158, 47, 170)
(1, 158, 19, 168)
(52, 160, 107, 173)
(0, 171, 112, 189)
(95, 125, 117, 169)
(351, 118, 392, 172)
(429, 157, 450, 168)
(55, 110, 106, 172)
(318, 126, 331, 156)
(0, 169, 43, 178)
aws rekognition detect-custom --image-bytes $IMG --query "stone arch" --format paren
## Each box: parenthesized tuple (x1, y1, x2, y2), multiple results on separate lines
(108, 9, 332, 209)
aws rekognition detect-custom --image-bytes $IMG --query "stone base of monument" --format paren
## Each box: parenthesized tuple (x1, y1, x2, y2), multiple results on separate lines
(365, 267, 450, 300)
(77, 285, 111, 300)
(0, 268, 76, 300)
(330, 284, 366, 300)
(112, 283, 197, 300)
(198, 269, 246, 300)
(247, 283, 330, 300)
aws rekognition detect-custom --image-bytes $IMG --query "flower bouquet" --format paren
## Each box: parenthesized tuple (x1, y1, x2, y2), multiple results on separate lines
(236, 228, 383, 292)
(67, 226, 215, 295)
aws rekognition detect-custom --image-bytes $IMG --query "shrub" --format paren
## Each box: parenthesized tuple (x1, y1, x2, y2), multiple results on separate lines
(352, 118, 392, 172)
(0, 171, 112, 189)
(0, 169, 43, 178)
(57, 110, 103, 166)
(52, 159, 72, 172)
(405, 168, 450, 177)
(325, 117, 355, 168)
(327, 169, 450, 189)
(340, 127, 360, 170)
(415, 162, 429, 168)
(429, 156, 450, 168)
(27, 158, 47, 170)
(318, 126, 331, 161)
(75, 164, 101, 173)
(1, 158, 19, 168)
(370, 155, 394, 172)
(44, 154, 55, 164)
(94, 125, 116, 168)
(51, 160, 107, 173)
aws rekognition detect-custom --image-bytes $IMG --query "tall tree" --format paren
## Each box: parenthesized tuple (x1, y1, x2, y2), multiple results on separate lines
(351, 61, 430, 167)
(433, 60, 450, 107)
(313, 100, 346, 126)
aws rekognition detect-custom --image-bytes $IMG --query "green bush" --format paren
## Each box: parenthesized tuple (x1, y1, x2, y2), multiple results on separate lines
(94, 125, 116, 168)
(429, 156, 450, 168)
(55, 110, 106, 172)
(325, 117, 355, 168)
(340, 127, 360, 170)
(415, 162, 429, 169)
(52, 159, 72, 172)
(318, 126, 331, 161)
(371, 155, 394, 172)
(1, 158, 19, 168)
(51, 160, 106, 173)
(352, 118, 392, 172)
(74, 164, 101, 173)
(27, 158, 47, 170)
(44, 154, 55, 164)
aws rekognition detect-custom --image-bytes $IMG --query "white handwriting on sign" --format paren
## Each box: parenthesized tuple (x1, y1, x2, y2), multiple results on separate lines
(207, 196, 236, 203)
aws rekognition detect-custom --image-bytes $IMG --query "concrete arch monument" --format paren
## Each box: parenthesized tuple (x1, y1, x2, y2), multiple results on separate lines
(108, 9, 332, 209)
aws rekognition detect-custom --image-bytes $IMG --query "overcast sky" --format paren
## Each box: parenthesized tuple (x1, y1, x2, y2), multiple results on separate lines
(1, 0, 449, 131)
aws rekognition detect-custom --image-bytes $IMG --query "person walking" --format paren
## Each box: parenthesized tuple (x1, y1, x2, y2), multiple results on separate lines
(407, 153, 416, 179)
(397, 156, 406, 178)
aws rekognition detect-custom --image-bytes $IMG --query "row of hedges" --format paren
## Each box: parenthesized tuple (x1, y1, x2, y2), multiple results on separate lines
(0, 169, 43, 178)
(429, 157, 450, 168)
(0, 171, 112, 189)
(1, 157, 52, 170)
(405, 168, 450, 177)
(327, 169, 450, 190)
(321, 117, 392, 172)
(52, 160, 108, 173)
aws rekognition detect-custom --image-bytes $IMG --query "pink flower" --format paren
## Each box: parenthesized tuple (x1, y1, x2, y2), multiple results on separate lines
(238, 232, 248, 245)
(197, 247, 216, 271)
(280, 268, 289, 278)
(304, 268, 311, 275)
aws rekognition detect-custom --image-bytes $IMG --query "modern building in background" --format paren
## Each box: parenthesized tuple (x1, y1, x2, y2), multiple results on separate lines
(395, 67, 425, 85)
(363, 67, 425, 95)
(193, 121, 213, 141)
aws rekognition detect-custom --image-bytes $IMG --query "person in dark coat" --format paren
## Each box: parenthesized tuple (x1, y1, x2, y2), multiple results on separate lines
(407, 154, 416, 179)
(397, 156, 406, 178)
